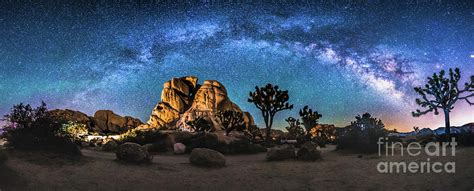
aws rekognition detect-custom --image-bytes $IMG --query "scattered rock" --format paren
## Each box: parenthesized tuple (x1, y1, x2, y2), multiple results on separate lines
(189, 148, 226, 168)
(296, 143, 321, 161)
(266, 145, 296, 161)
(103, 140, 118, 151)
(116, 142, 152, 163)
(174, 143, 186, 154)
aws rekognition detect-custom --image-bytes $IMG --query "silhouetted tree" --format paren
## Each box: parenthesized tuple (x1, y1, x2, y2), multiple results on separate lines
(248, 84, 293, 145)
(337, 113, 386, 153)
(285, 117, 305, 140)
(2, 102, 80, 155)
(299, 105, 322, 140)
(412, 68, 474, 137)
(244, 125, 263, 143)
(413, 126, 420, 133)
(186, 116, 212, 133)
(216, 110, 245, 136)
(3, 101, 48, 129)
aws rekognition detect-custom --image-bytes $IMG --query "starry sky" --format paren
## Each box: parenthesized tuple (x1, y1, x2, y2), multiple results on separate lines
(1, 1, 473, 132)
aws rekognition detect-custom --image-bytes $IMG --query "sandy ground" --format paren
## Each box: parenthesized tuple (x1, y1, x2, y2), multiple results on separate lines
(1, 145, 473, 191)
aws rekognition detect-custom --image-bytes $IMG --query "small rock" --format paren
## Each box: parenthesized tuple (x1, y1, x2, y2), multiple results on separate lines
(189, 148, 226, 167)
(174, 143, 186, 154)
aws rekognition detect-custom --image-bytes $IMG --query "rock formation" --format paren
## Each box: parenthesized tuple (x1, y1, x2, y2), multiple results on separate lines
(94, 110, 143, 133)
(139, 76, 255, 131)
(49, 109, 143, 134)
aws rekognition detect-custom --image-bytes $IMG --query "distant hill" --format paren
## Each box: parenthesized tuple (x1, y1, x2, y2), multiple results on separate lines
(389, 122, 474, 137)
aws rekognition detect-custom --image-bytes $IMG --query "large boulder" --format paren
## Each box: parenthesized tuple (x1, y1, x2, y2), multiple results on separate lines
(266, 145, 296, 161)
(141, 76, 255, 132)
(49, 109, 143, 134)
(94, 110, 143, 133)
(189, 148, 226, 167)
(116, 142, 152, 163)
(49, 109, 93, 126)
(146, 76, 199, 129)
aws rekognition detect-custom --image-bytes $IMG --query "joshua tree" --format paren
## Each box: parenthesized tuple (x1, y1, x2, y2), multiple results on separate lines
(186, 116, 212, 133)
(413, 126, 420, 133)
(412, 68, 474, 137)
(216, 110, 245, 136)
(299, 105, 322, 140)
(285, 117, 305, 140)
(244, 125, 263, 143)
(248, 84, 293, 145)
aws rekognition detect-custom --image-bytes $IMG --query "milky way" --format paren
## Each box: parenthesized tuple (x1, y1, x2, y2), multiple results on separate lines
(1, 1, 473, 131)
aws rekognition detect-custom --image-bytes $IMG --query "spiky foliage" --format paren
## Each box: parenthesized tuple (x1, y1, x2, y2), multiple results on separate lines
(248, 84, 293, 145)
(412, 68, 474, 136)
(299, 105, 322, 140)
(244, 125, 263, 143)
(337, 113, 386, 153)
(186, 116, 212, 133)
(285, 117, 305, 140)
(216, 110, 245, 136)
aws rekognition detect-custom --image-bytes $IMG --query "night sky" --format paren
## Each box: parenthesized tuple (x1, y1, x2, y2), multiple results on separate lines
(1, 1, 473, 132)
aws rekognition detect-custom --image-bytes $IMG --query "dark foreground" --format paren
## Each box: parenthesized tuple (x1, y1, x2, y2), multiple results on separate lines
(1, 145, 473, 191)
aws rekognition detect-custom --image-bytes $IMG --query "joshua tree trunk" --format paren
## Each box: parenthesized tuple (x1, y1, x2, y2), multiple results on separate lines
(443, 109, 451, 138)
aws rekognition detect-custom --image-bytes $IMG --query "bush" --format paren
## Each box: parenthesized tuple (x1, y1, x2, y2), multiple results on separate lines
(0, 150, 7, 165)
(2, 102, 81, 155)
(118, 129, 166, 145)
(187, 133, 223, 152)
(61, 121, 89, 143)
(173, 131, 196, 145)
(336, 113, 387, 154)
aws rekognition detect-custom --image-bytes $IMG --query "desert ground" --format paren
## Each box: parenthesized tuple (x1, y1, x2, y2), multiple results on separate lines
(1, 145, 473, 191)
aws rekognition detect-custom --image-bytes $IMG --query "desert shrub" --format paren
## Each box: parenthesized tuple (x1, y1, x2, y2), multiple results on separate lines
(118, 129, 166, 145)
(218, 138, 266, 154)
(61, 121, 89, 143)
(0, 149, 7, 165)
(2, 102, 81, 155)
(186, 133, 223, 152)
(336, 113, 387, 154)
(173, 131, 196, 145)
(186, 117, 212, 133)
